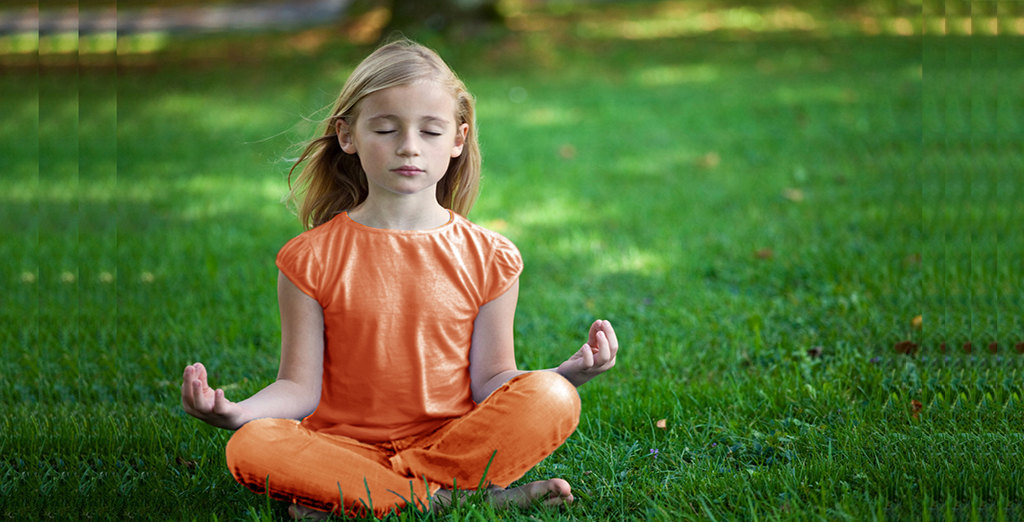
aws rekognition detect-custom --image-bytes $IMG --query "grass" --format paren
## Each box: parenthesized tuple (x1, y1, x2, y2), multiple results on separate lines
(2, 8, 1022, 521)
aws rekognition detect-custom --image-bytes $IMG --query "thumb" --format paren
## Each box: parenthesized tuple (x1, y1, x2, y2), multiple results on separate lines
(213, 388, 232, 415)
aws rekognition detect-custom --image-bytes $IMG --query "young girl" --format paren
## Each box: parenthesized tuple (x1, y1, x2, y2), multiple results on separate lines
(180, 39, 618, 519)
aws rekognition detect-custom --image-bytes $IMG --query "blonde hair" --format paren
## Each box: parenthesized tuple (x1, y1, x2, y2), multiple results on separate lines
(285, 39, 481, 229)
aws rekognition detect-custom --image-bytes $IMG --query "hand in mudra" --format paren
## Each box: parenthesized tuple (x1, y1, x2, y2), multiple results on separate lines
(181, 362, 251, 430)
(557, 320, 619, 387)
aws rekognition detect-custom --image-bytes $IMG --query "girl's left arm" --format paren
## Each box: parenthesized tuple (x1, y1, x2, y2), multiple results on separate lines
(468, 279, 619, 403)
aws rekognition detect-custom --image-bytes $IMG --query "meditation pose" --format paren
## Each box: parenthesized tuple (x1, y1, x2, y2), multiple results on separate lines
(180, 39, 619, 519)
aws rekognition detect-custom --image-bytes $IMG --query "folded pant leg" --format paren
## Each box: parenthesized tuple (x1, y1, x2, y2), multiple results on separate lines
(225, 418, 440, 517)
(390, 371, 581, 490)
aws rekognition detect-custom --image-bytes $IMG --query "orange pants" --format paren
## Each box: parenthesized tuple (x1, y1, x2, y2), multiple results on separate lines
(225, 371, 580, 518)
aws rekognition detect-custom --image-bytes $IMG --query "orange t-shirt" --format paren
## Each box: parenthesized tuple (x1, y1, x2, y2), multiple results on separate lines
(275, 210, 523, 443)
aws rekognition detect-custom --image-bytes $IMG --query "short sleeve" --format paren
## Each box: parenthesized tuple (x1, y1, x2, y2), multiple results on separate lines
(484, 237, 523, 303)
(275, 234, 321, 300)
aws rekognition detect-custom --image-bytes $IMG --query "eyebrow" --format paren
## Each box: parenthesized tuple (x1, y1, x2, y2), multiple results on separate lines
(366, 115, 450, 124)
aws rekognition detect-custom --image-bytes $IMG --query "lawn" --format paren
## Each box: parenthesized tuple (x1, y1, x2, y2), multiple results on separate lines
(2, 5, 1022, 520)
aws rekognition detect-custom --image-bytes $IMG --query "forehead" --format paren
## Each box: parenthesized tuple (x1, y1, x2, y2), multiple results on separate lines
(358, 81, 456, 121)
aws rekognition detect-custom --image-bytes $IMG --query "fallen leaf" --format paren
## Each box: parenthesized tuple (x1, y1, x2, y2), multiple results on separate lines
(755, 248, 774, 260)
(558, 144, 576, 159)
(894, 340, 918, 355)
(910, 399, 923, 419)
(807, 346, 823, 359)
(656, 419, 667, 429)
(911, 315, 922, 329)
(963, 342, 972, 354)
(486, 219, 508, 232)
(1015, 342, 1024, 354)
(794, 106, 808, 126)
(988, 342, 998, 354)
(904, 254, 921, 266)
(939, 342, 946, 353)
(781, 188, 804, 202)
(696, 151, 720, 169)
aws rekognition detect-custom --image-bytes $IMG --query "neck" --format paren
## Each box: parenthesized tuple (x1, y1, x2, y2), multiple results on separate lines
(347, 195, 451, 231)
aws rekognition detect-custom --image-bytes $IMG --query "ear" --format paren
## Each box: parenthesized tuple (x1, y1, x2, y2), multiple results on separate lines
(451, 123, 469, 158)
(336, 118, 357, 154)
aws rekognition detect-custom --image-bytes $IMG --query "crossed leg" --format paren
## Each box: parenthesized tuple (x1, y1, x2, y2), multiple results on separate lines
(227, 371, 581, 518)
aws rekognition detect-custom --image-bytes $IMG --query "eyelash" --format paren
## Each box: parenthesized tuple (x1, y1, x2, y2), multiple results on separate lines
(373, 131, 442, 136)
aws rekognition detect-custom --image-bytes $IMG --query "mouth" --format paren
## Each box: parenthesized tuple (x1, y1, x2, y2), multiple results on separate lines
(392, 166, 424, 176)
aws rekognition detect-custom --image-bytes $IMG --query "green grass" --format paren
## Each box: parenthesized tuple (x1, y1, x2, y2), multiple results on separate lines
(2, 13, 1023, 521)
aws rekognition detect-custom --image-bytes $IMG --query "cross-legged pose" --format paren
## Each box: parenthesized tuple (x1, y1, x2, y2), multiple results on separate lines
(180, 39, 619, 519)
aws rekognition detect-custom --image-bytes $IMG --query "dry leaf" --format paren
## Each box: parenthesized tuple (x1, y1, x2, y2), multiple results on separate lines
(911, 315, 922, 329)
(910, 400, 923, 419)
(558, 144, 576, 159)
(656, 419, 667, 429)
(963, 342, 972, 354)
(781, 188, 804, 202)
(755, 248, 774, 260)
(1015, 342, 1024, 354)
(939, 342, 946, 353)
(486, 219, 508, 232)
(988, 342, 998, 354)
(756, 58, 775, 74)
(894, 340, 918, 355)
(696, 152, 720, 169)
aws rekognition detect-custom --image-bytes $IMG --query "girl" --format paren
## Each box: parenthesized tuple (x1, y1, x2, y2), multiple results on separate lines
(181, 39, 619, 519)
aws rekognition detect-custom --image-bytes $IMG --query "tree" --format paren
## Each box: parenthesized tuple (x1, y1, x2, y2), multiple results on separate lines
(384, 0, 504, 38)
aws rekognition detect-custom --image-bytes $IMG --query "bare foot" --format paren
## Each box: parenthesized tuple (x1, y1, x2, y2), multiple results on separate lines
(288, 503, 329, 520)
(433, 478, 573, 511)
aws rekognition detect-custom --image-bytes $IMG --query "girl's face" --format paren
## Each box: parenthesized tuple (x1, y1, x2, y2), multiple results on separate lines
(336, 81, 469, 204)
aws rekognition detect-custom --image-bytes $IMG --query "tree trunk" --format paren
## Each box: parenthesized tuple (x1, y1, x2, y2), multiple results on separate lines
(385, 0, 503, 38)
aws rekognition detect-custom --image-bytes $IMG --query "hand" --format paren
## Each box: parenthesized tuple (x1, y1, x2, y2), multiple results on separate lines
(181, 362, 250, 430)
(556, 320, 619, 387)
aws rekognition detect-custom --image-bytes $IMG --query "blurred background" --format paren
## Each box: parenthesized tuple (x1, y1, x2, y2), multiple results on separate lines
(2, 0, 1024, 519)
(2, 0, 1022, 423)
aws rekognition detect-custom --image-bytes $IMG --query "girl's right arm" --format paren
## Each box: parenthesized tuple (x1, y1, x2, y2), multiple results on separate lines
(180, 271, 325, 430)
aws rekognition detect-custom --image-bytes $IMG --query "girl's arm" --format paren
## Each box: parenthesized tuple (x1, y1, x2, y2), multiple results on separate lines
(181, 271, 324, 430)
(468, 279, 618, 403)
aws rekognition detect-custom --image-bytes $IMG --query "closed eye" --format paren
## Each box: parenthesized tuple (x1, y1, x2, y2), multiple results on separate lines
(422, 131, 442, 136)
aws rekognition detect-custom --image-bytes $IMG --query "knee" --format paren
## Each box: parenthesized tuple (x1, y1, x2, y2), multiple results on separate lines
(225, 418, 297, 479)
(513, 371, 581, 420)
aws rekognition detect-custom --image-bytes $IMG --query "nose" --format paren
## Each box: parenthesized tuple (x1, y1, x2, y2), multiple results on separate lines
(396, 129, 420, 157)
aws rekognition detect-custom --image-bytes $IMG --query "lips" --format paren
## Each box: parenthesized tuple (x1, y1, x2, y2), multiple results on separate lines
(392, 166, 424, 176)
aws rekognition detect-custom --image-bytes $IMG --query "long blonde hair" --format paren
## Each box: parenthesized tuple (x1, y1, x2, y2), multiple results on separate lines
(284, 39, 481, 230)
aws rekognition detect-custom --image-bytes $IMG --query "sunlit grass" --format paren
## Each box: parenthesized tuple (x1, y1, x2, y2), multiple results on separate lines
(2, 18, 1022, 522)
